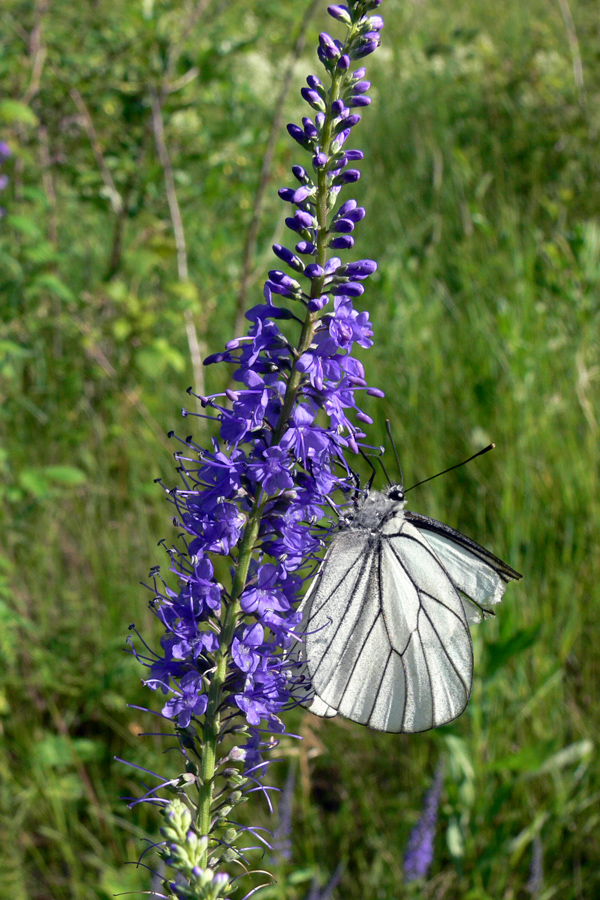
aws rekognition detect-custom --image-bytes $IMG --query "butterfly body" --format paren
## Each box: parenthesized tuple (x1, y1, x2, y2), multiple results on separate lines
(297, 485, 522, 733)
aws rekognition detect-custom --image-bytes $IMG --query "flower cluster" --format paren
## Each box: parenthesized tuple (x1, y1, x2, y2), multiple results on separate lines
(130, 2, 384, 896)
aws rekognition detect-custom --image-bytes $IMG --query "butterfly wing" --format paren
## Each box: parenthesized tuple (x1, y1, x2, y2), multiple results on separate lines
(405, 511, 522, 623)
(299, 512, 473, 733)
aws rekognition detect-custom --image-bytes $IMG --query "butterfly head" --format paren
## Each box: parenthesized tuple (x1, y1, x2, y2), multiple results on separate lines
(385, 484, 405, 504)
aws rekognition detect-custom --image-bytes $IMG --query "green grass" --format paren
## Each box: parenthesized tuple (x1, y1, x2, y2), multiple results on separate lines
(1, 0, 599, 897)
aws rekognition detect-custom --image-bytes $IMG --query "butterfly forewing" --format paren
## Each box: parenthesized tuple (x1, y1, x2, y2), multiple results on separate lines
(406, 511, 523, 622)
(301, 510, 474, 732)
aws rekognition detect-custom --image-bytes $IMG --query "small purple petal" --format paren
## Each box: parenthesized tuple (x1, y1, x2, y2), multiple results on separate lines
(304, 263, 324, 279)
(331, 281, 364, 297)
(292, 165, 310, 183)
(272, 244, 305, 272)
(344, 149, 364, 161)
(293, 185, 313, 204)
(319, 32, 341, 60)
(308, 295, 330, 312)
(327, 4, 352, 24)
(295, 241, 317, 255)
(287, 123, 309, 147)
(333, 169, 361, 185)
(329, 235, 355, 249)
(332, 218, 355, 234)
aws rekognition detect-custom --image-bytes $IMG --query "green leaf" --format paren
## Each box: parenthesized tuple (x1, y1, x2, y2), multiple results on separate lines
(446, 818, 465, 858)
(167, 280, 199, 303)
(43, 465, 88, 486)
(0, 99, 38, 125)
(488, 741, 557, 774)
(484, 625, 541, 678)
(18, 465, 87, 497)
(7, 214, 43, 238)
(27, 273, 76, 304)
(535, 740, 594, 776)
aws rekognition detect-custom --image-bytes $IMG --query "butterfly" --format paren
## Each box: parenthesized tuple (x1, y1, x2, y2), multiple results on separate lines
(295, 476, 522, 733)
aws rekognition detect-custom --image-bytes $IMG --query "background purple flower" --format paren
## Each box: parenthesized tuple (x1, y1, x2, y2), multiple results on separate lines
(403, 762, 444, 882)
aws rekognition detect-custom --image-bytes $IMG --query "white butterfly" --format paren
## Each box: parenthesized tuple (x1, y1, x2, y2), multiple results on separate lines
(295, 483, 522, 733)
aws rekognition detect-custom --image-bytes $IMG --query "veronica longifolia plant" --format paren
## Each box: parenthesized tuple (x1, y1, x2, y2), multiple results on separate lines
(129, 3, 384, 897)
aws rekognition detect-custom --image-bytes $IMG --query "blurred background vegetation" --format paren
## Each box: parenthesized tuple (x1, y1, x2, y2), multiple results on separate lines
(1, 0, 599, 897)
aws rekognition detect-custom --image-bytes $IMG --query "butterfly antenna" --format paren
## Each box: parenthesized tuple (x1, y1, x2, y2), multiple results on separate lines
(358, 448, 379, 490)
(405, 443, 496, 493)
(385, 419, 404, 488)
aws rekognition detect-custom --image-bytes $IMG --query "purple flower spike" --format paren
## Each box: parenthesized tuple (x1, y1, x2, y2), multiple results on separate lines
(130, 0, 387, 893)
(0, 142, 10, 160)
(404, 764, 444, 882)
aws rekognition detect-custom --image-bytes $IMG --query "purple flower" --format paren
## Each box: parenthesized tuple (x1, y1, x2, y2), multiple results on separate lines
(162, 671, 208, 727)
(248, 447, 295, 494)
(327, 296, 373, 348)
(403, 763, 444, 882)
